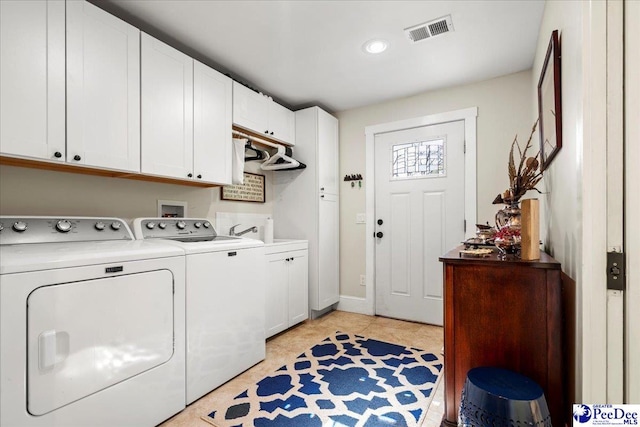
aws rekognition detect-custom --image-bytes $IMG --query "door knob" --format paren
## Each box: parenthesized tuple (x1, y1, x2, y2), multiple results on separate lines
(375, 231, 383, 238)
(73, 155, 81, 161)
(377, 219, 383, 225)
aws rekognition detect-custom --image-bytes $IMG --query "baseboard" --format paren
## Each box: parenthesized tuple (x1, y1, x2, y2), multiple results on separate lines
(337, 295, 374, 315)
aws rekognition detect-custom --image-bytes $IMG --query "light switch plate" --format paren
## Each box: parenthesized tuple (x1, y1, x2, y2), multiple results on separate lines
(356, 213, 366, 224)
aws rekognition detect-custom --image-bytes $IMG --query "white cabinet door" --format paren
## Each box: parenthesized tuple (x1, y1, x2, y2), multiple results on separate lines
(316, 193, 340, 310)
(269, 102, 295, 146)
(141, 33, 193, 180)
(318, 109, 339, 195)
(194, 61, 232, 184)
(288, 250, 309, 326)
(265, 254, 289, 338)
(232, 81, 269, 135)
(67, 0, 140, 172)
(0, 0, 65, 161)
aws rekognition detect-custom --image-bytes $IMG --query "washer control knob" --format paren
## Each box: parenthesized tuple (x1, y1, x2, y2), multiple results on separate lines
(95, 222, 106, 231)
(176, 220, 186, 230)
(203, 222, 211, 228)
(55, 220, 72, 233)
(158, 222, 167, 229)
(12, 221, 27, 232)
(194, 222, 202, 228)
(0, 223, 4, 231)
(146, 222, 156, 230)
(110, 222, 121, 231)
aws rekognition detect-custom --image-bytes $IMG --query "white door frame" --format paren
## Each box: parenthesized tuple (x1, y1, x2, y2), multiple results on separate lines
(359, 107, 478, 316)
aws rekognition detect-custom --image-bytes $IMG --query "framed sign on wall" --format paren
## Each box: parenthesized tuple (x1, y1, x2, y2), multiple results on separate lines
(221, 172, 265, 203)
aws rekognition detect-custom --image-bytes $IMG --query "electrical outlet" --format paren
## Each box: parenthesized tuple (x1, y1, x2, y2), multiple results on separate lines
(360, 275, 366, 286)
(356, 213, 366, 224)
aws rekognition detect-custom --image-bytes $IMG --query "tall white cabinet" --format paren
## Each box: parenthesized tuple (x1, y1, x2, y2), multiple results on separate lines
(0, 0, 65, 162)
(274, 107, 339, 313)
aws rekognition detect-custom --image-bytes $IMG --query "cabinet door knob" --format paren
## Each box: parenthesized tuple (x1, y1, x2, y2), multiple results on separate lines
(73, 155, 81, 161)
(375, 231, 384, 238)
(321, 195, 325, 198)
(187, 173, 193, 178)
(270, 131, 274, 135)
(264, 130, 269, 134)
(54, 151, 62, 158)
(377, 219, 384, 225)
(197, 174, 202, 179)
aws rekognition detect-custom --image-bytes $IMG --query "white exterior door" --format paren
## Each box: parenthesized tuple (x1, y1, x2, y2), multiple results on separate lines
(0, 0, 65, 161)
(374, 120, 465, 325)
(193, 60, 232, 184)
(66, 0, 140, 172)
(141, 33, 194, 180)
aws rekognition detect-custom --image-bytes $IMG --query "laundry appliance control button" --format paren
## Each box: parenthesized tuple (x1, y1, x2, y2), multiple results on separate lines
(146, 222, 156, 230)
(176, 221, 186, 230)
(110, 222, 121, 231)
(12, 221, 27, 232)
(203, 222, 210, 228)
(94, 222, 106, 231)
(55, 220, 72, 233)
(158, 222, 167, 229)
(194, 222, 202, 228)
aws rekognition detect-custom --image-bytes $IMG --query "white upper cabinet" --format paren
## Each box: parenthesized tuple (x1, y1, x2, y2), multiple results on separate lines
(66, 0, 140, 172)
(0, 0, 65, 161)
(268, 102, 296, 146)
(193, 61, 232, 185)
(233, 82, 269, 135)
(141, 33, 194, 180)
(232, 81, 295, 146)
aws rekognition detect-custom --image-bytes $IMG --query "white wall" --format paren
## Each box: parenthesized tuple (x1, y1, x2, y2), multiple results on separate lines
(336, 70, 533, 298)
(531, 0, 586, 403)
(0, 161, 274, 221)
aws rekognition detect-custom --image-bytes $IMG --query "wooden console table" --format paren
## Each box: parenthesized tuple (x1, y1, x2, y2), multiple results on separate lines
(439, 246, 564, 427)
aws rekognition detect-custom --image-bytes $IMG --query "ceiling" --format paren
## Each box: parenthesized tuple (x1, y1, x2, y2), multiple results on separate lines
(96, 0, 545, 113)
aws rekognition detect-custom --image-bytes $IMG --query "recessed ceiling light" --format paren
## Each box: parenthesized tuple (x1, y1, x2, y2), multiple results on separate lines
(363, 39, 388, 54)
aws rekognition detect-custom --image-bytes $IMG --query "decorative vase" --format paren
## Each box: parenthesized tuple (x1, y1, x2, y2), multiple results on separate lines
(495, 201, 522, 230)
(494, 201, 522, 258)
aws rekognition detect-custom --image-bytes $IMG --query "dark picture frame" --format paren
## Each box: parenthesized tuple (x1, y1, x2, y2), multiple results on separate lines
(221, 172, 265, 203)
(538, 30, 562, 171)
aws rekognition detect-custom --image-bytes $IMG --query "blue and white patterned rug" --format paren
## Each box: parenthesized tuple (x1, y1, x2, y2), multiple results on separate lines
(203, 332, 443, 427)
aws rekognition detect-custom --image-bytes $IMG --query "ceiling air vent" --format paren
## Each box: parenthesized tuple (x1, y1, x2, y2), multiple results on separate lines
(404, 15, 454, 43)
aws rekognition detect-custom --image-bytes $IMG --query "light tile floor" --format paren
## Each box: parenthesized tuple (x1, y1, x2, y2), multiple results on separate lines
(160, 310, 445, 427)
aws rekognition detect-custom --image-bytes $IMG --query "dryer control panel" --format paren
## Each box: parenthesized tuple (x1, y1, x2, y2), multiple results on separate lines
(0, 217, 133, 245)
(133, 218, 240, 243)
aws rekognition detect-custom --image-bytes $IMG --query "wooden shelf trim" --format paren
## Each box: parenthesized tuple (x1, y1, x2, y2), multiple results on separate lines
(0, 155, 220, 188)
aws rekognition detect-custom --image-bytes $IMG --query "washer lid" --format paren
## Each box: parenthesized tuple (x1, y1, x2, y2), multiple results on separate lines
(145, 237, 264, 254)
(0, 240, 184, 274)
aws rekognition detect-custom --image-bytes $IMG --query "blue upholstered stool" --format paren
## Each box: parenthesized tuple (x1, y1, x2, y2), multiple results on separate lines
(458, 367, 552, 427)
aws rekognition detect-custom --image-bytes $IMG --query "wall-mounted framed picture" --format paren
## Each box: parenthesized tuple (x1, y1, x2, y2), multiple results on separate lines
(538, 29, 562, 171)
(221, 172, 265, 203)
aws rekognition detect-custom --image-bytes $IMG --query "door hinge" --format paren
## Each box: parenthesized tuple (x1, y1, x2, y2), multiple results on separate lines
(607, 251, 625, 291)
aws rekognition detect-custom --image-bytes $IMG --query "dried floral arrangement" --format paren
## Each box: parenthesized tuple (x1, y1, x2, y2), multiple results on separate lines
(492, 120, 543, 205)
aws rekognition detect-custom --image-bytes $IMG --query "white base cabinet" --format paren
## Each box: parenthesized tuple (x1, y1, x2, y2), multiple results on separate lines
(265, 241, 309, 338)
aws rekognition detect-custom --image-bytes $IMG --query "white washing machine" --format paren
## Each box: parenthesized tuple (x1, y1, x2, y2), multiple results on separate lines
(132, 218, 265, 404)
(0, 216, 186, 427)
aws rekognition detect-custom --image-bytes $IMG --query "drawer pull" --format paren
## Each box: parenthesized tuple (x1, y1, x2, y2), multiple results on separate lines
(228, 251, 237, 257)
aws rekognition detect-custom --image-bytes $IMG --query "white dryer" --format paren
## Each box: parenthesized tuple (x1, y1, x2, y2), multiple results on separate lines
(132, 218, 265, 404)
(0, 216, 186, 427)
